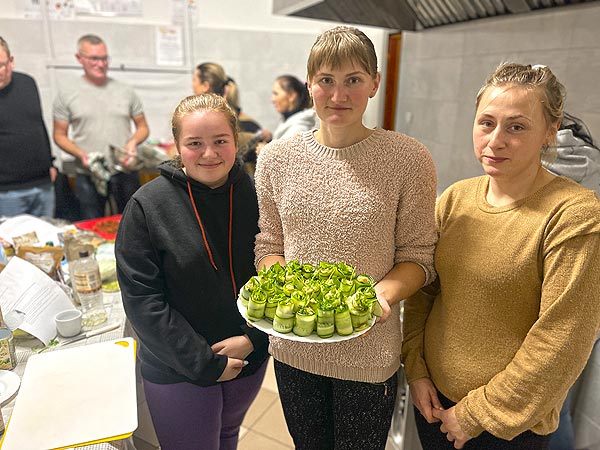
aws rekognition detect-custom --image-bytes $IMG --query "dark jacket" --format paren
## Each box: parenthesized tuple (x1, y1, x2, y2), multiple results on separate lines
(115, 160, 268, 386)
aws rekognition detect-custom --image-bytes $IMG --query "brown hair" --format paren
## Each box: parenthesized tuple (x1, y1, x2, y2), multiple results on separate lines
(476, 63, 566, 129)
(307, 26, 378, 82)
(275, 75, 312, 110)
(171, 93, 239, 152)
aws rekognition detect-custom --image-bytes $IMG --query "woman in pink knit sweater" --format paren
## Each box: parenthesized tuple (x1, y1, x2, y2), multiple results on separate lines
(254, 26, 437, 450)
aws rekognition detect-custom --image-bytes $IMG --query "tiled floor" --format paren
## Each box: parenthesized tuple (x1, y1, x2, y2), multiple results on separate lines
(238, 358, 294, 449)
(132, 359, 405, 450)
(132, 357, 294, 450)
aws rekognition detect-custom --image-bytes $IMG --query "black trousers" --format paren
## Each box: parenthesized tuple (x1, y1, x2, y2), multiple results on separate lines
(413, 390, 551, 450)
(76, 172, 140, 220)
(274, 360, 397, 450)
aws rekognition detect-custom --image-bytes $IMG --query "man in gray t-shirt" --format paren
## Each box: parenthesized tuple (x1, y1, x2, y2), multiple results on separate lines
(53, 34, 149, 220)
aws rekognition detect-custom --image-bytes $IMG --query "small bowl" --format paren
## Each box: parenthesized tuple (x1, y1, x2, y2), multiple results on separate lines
(55, 309, 83, 338)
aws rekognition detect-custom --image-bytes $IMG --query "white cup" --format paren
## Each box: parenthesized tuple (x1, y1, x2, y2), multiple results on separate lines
(55, 309, 83, 337)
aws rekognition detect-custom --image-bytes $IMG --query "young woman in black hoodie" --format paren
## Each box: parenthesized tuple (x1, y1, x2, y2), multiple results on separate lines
(116, 93, 269, 450)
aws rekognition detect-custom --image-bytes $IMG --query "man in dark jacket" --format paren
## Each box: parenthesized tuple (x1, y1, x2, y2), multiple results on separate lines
(0, 36, 55, 217)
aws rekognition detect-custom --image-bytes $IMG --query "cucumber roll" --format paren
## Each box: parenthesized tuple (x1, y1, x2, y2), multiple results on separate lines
(293, 306, 316, 337)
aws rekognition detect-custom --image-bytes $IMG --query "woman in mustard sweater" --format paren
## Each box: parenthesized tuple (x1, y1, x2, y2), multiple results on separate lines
(402, 63, 600, 450)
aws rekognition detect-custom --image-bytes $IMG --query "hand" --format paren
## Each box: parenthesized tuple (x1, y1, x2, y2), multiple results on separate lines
(255, 141, 266, 156)
(49, 167, 58, 183)
(257, 129, 272, 142)
(122, 140, 139, 170)
(410, 378, 443, 423)
(374, 293, 391, 323)
(217, 357, 246, 382)
(432, 406, 472, 449)
(358, 294, 391, 338)
(211, 335, 254, 360)
(124, 139, 138, 157)
(80, 152, 90, 168)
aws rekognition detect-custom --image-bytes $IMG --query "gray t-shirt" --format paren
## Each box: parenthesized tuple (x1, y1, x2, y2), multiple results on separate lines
(53, 76, 144, 173)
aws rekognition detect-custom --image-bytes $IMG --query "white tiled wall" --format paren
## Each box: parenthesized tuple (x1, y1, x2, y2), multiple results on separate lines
(395, 3, 600, 194)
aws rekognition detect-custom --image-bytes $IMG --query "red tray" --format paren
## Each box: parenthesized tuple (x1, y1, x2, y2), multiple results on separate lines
(74, 215, 122, 240)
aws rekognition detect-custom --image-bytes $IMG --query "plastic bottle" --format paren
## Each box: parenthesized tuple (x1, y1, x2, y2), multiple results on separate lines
(71, 251, 107, 327)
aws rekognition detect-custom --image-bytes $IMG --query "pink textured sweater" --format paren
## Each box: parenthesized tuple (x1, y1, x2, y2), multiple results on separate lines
(254, 128, 437, 382)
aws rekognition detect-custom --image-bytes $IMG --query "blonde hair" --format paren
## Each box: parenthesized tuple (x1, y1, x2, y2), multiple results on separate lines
(195, 62, 228, 96)
(307, 26, 378, 81)
(224, 78, 240, 114)
(171, 94, 239, 152)
(476, 63, 566, 128)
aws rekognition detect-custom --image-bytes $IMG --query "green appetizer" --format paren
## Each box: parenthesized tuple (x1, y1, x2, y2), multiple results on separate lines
(239, 260, 382, 339)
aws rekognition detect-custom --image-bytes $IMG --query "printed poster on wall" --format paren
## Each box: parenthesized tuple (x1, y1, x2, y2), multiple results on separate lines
(23, 0, 75, 19)
(74, 0, 142, 16)
(155, 26, 184, 66)
(171, 0, 196, 24)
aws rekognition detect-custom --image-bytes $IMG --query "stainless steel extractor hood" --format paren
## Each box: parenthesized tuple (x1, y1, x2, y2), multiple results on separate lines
(273, 0, 599, 30)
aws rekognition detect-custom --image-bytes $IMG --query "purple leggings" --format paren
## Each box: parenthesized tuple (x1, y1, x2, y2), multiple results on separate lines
(142, 360, 268, 450)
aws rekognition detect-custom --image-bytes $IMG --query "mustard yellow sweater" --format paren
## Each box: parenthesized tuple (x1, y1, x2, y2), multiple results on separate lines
(402, 175, 600, 440)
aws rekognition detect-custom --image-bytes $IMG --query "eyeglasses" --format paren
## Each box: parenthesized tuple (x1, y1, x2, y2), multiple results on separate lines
(79, 54, 110, 64)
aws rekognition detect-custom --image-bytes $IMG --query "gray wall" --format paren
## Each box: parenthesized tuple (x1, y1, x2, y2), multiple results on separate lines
(1, 19, 192, 160)
(395, 3, 600, 195)
(193, 28, 319, 134)
(1, 15, 386, 166)
(0, 19, 317, 161)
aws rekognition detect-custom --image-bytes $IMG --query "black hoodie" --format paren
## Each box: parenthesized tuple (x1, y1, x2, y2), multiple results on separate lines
(116, 160, 268, 385)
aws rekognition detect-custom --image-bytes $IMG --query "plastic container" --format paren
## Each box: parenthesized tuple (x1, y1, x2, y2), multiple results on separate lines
(0, 328, 17, 370)
(70, 251, 107, 327)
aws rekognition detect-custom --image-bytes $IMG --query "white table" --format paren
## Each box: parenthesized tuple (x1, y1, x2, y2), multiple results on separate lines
(2, 291, 135, 450)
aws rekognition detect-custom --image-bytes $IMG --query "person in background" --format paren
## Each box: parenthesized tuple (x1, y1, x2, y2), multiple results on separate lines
(53, 34, 149, 220)
(0, 36, 55, 217)
(115, 93, 269, 450)
(192, 62, 228, 96)
(544, 113, 600, 450)
(402, 63, 600, 450)
(252, 74, 317, 158)
(254, 26, 437, 450)
(269, 74, 316, 140)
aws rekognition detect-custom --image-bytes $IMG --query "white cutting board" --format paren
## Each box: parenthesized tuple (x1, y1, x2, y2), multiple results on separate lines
(0, 338, 137, 450)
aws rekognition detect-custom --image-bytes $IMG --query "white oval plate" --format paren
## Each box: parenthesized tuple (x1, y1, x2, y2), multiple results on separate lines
(0, 370, 21, 405)
(237, 298, 374, 343)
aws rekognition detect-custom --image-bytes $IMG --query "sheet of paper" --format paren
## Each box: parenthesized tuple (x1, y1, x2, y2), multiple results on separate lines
(74, 0, 142, 16)
(156, 26, 184, 66)
(0, 257, 74, 345)
(0, 214, 64, 247)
